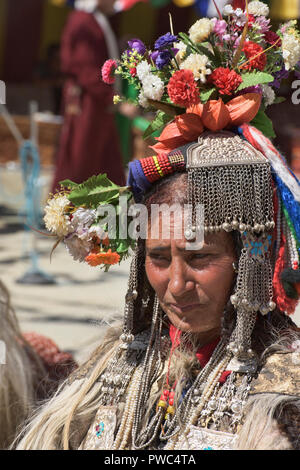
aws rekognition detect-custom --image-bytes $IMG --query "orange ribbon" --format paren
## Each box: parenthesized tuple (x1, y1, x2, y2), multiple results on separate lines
(151, 93, 261, 154)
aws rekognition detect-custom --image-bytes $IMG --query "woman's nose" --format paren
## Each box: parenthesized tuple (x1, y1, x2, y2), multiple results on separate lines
(168, 259, 195, 298)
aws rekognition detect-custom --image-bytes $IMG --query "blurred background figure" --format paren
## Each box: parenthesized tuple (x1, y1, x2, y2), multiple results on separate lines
(51, 0, 126, 191)
(35, 43, 63, 116)
(0, 279, 76, 449)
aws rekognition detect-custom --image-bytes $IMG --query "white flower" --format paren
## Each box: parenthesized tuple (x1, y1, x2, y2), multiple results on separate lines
(70, 207, 96, 241)
(234, 8, 247, 27)
(189, 18, 213, 43)
(180, 54, 211, 83)
(138, 89, 150, 108)
(65, 233, 92, 262)
(136, 61, 152, 82)
(223, 4, 234, 16)
(44, 195, 71, 238)
(282, 32, 300, 70)
(88, 224, 106, 240)
(248, 1, 270, 17)
(261, 85, 275, 107)
(142, 74, 164, 101)
(71, 207, 96, 229)
(175, 41, 187, 63)
(223, 5, 247, 25)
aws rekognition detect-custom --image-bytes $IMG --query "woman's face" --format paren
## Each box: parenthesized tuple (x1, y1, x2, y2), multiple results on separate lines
(145, 214, 237, 344)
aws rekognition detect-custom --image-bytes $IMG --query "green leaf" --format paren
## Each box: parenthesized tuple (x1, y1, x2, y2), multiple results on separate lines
(237, 72, 274, 91)
(116, 238, 132, 254)
(178, 32, 194, 48)
(143, 111, 173, 140)
(59, 179, 79, 190)
(211, 44, 225, 67)
(196, 45, 217, 65)
(67, 174, 122, 208)
(274, 96, 286, 104)
(147, 99, 184, 117)
(201, 87, 216, 103)
(251, 109, 276, 139)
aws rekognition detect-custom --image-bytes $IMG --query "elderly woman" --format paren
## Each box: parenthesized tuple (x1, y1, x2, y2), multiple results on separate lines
(17, 4, 300, 450)
(17, 129, 300, 450)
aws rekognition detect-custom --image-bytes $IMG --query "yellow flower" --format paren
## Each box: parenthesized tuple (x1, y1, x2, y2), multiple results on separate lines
(113, 95, 121, 104)
(188, 18, 213, 44)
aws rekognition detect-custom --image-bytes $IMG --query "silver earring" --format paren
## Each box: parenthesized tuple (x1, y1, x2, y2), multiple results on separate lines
(232, 262, 238, 274)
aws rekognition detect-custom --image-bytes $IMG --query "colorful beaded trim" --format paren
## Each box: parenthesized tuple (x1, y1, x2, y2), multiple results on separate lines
(140, 153, 185, 184)
(95, 421, 105, 438)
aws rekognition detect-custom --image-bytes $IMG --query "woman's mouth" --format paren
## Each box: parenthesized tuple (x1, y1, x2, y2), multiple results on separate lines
(169, 303, 202, 314)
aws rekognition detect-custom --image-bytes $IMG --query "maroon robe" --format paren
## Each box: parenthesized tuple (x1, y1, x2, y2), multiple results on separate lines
(52, 11, 125, 191)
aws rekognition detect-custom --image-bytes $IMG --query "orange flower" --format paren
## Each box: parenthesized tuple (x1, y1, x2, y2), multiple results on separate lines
(85, 249, 120, 266)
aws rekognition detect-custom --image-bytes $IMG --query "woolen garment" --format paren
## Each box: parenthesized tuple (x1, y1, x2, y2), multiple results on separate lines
(52, 11, 125, 192)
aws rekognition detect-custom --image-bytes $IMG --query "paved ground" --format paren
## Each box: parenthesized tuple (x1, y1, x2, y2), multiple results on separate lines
(0, 163, 299, 365)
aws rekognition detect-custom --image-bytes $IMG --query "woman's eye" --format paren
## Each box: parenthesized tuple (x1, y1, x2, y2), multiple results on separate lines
(190, 253, 213, 264)
(192, 253, 209, 260)
(148, 253, 169, 262)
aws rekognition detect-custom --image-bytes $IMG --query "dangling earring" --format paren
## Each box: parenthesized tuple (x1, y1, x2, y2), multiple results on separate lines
(232, 262, 238, 274)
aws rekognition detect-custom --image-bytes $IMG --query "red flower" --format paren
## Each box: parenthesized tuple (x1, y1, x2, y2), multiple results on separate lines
(167, 70, 200, 108)
(209, 68, 243, 96)
(242, 41, 267, 71)
(101, 59, 117, 84)
(264, 31, 282, 47)
(247, 14, 256, 27)
(130, 67, 137, 77)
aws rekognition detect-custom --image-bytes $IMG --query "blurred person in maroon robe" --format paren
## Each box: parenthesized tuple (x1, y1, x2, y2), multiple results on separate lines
(52, 0, 126, 191)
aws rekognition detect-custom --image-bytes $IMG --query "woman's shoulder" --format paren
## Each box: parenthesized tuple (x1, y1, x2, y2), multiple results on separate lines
(66, 326, 165, 386)
(251, 346, 300, 397)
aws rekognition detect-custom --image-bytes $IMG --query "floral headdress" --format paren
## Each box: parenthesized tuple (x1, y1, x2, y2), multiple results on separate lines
(102, 2, 300, 145)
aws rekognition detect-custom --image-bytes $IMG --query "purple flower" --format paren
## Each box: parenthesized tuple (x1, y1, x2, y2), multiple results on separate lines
(272, 66, 289, 89)
(127, 38, 146, 56)
(236, 85, 263, 97)
(154, 33, 178, 51)
(151, 49, 172, 69)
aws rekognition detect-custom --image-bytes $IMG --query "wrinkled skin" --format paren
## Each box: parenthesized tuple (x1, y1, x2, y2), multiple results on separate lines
(145, 215, 237, 346)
